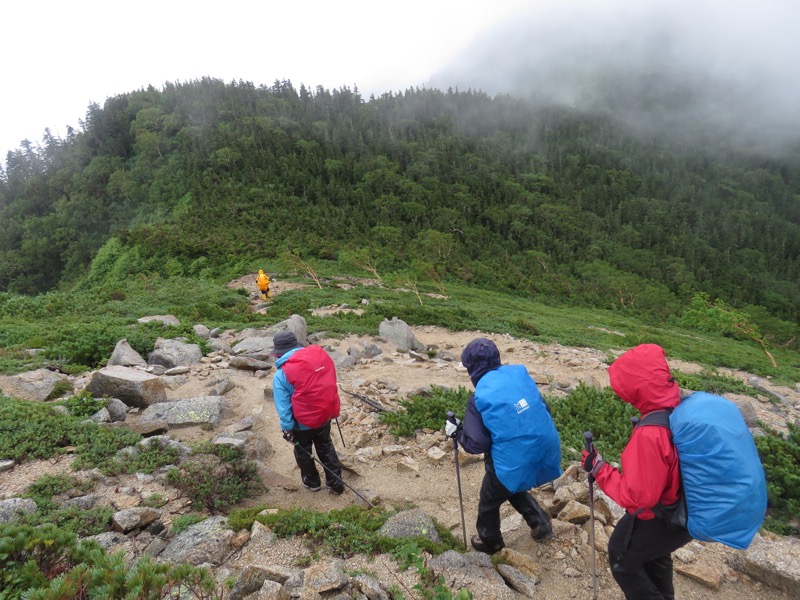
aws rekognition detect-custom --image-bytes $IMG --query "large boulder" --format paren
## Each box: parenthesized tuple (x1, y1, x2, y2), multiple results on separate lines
(728, 534, 800, 596)
(378, 317, 423, 352)
(147, 338, 203, 369)
(139, 396, 226, 427)
(11, 369, 71, 401)
(86, 366, 167, 408)
(108, 339, 147, 367)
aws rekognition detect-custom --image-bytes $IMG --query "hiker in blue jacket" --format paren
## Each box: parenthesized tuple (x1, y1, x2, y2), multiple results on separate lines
(446, 338, 562, 553)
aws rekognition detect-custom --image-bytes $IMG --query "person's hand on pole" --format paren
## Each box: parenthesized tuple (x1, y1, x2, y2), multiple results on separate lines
(282, 429, 295, 444)
(581, 448, 606, 479)
(445, 414, 462, 439)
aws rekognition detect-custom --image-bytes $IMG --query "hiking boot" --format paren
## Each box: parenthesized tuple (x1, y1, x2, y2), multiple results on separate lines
(327, 484, 345, 495)
(531, 524, 554, 542)
(470, 534, 505, 554)
(302, 477, 321, 492)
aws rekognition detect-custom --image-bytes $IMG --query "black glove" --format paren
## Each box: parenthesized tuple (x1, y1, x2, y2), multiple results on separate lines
(282, 429, 295, 443)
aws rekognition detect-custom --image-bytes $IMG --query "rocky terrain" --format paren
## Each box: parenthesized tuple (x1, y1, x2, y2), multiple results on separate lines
(1, 277, 799, 599)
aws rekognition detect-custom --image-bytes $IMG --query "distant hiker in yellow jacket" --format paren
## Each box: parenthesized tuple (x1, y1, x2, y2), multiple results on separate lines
(256, 269, 271, 300)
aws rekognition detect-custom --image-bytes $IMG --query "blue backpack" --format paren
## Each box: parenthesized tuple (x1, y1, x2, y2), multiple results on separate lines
(638, 391, 767, 549)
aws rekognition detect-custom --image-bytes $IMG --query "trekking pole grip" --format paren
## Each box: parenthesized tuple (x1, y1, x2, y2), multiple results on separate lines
(447, 410, 456, 421)
(583, 431, 594, 452)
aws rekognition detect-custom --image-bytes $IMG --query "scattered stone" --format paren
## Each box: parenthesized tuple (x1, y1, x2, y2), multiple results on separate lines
(137, 315, 180, 326)
(675, 563, 724, 590)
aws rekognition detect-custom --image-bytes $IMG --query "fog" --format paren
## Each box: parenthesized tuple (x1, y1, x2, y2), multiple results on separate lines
(429, 0, 800, 149)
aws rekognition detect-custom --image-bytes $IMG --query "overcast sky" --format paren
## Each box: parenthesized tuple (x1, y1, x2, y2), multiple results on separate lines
(0, 0, 530, 159)
(3, 0, 797, 162)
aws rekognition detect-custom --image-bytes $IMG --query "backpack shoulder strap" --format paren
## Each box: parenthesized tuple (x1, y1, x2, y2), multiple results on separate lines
(636, 409, 672, 431)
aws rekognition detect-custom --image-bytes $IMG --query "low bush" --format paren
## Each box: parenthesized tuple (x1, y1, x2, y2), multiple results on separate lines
(166, 445, 263, 514)
(755, 422, 800, 534)
(381, 386, 471, 438)
(0, 522, 221, 599)
(234, 505, 461, 559)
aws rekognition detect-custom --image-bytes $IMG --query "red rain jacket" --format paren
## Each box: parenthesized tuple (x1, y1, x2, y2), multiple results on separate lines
(596, 344, 682, 520)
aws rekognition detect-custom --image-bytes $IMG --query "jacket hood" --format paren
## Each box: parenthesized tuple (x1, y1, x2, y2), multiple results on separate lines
(461, 338, 501, 387)
(608, 344, 680, 415)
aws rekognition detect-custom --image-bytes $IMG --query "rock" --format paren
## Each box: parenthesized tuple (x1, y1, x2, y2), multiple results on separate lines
(148, 338, 203, 369)
(496, 563, 538, 597)
(728, 534, 800, 596)
(209, 377, 235, 396)
(86, 366, 167, 408)
(266, 315, 308, 345)
(229, 566, 270, 600)
(427, 550, 516, 599)
(378, 317, 424, 351)
(11, 368, 71, 401)
(139, 396, 226, 427)
(193, 324, 211, 339)
(160, 516, 236, 566)
(302, 559, 348, 594)
(229, 356, 272, 371)
(378, 509, 441, 543)
(498, 547, 541, 580)
(675, 563, 724, 590)
(111, 507, 160, 533)
(352, 573, 390, 600)
(557, 500, 591, 524)
(137, 315, 180, 326)
(105, 398, 129, 422)
(108, 339, 148, 367)
(0, 459, 14, 473)
(0, 498, 37, 523)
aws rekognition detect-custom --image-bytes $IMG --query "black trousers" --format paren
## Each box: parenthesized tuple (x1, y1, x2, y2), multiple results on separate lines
(476, 456, 551, 545)
(608, 513, 693, 600)
(292, 421, 342, 489)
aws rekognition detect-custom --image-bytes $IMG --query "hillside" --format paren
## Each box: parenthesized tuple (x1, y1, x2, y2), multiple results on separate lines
(1, 278, 799, 598)
(1, 79, 799, 343)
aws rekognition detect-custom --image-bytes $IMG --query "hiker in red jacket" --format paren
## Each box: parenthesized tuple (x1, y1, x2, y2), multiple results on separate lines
(271, 331, 344, 494)
(582, 344, 692, 600)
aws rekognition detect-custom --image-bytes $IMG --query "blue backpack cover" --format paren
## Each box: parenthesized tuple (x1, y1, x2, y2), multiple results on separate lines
(668, 391, 767, 549)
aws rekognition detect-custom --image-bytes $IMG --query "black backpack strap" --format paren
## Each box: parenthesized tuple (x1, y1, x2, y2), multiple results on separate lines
(636, 409, 672, 430)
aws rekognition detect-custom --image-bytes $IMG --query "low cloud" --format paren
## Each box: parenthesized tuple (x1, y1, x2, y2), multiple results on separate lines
(429, 0, 800, 148)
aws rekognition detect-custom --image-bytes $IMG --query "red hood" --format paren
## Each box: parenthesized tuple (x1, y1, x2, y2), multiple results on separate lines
(608, 344, 680, 415)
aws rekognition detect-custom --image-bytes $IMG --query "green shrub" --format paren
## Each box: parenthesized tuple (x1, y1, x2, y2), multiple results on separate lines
(56, 389, 107, 417)
(549, 384, 639, 466)
(755, 423, 800, 533)
(0, 396, 140, 470)
(105, 437, 181, 475)
(381, 386, 471, 438)
(44, 379, 74, 401)
(166, 453, 263, 514)
(250, 505, 461, 558)
(0, 522, 222, 599)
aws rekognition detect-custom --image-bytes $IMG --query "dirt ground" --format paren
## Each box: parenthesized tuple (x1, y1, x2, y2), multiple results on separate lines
(1, 275, 797, 599)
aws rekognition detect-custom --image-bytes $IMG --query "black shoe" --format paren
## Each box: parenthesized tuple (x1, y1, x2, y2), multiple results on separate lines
(302, 477, 321, 492)
(470, 534, 504, 554)
(327, 484, 345, 495)
(531, 524, 554, 542)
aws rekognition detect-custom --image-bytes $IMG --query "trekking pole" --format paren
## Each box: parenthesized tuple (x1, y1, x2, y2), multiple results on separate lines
(292, 442, 375, 508)
(334, 418, 346, 448)
(447, 411, 468, 548)
(584, 431, 599, 600)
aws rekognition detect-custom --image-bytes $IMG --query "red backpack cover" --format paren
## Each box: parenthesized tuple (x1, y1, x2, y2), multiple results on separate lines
(280, 345, 341, 428)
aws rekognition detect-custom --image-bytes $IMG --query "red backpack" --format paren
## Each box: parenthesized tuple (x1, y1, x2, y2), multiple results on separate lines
(280, 345, 341, 428)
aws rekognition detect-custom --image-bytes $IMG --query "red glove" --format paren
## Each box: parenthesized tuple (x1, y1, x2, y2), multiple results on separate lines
(581, 448, 606, 478)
